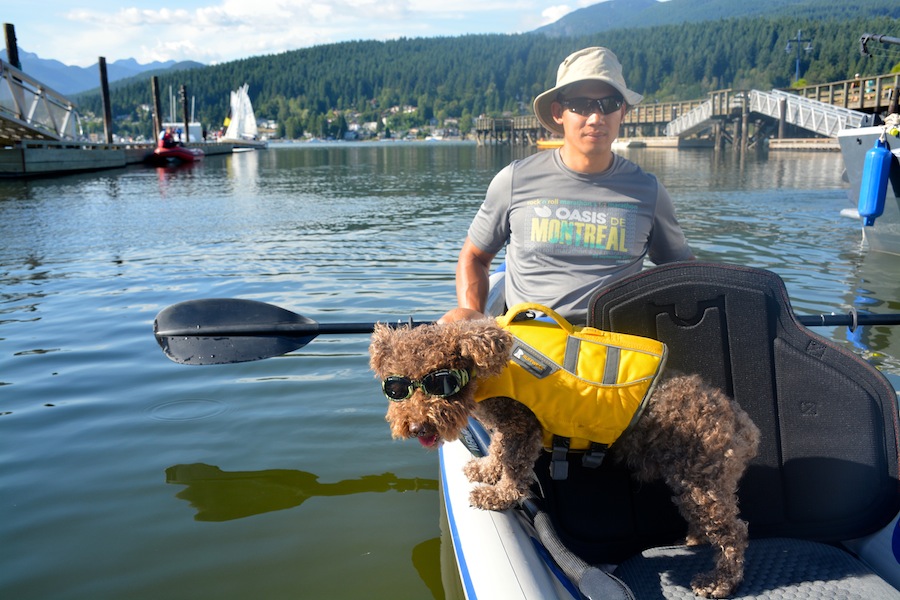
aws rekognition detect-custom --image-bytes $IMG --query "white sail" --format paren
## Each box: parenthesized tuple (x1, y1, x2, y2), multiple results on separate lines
(220, 83, 265, 147)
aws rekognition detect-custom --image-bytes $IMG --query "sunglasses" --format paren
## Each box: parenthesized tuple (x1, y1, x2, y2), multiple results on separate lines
(382, 368, 470, 401)
(560, 96, 624, 116)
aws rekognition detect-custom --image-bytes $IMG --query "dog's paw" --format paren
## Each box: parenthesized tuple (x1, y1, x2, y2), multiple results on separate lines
(463, 457, 501, 484)
(469, 485, 522, 511)
(690, 572, 737, 599)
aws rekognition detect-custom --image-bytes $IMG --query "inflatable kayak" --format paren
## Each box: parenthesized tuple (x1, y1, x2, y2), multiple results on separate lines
(145, 145, 205, 165)
(438, 262, 900, 599)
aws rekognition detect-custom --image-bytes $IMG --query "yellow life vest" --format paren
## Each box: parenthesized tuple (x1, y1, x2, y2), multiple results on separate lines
(474, 303, 667, 456)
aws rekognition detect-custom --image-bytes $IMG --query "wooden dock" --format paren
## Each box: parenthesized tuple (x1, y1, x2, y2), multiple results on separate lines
(473, 116, 542, 145)
(0, 140, 234, 177)
(767, 138, 839, 151)
(1, 24, 240, 178)
(473, 71, 900, 148)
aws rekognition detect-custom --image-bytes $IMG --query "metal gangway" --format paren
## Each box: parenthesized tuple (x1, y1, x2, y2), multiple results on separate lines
(749, 90, 865, 137)
(0, 58, 82, 145)
(665, 89, 867, 139)
(664, 97, 718, 138)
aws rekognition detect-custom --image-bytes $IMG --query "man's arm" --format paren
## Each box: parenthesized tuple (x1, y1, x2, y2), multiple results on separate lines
(437, 237, 496, 324)
(438, 237, 494, 323)
(456, 236, 496, 312)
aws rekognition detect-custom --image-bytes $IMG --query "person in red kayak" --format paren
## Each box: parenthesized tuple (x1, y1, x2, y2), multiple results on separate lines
(158, 127, 176, 149)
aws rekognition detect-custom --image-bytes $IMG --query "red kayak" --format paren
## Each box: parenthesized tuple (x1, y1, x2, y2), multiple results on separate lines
(146, 145, 205, 165)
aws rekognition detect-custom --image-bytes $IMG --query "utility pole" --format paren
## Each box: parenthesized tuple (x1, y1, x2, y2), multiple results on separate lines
(785, 30, 813, 84)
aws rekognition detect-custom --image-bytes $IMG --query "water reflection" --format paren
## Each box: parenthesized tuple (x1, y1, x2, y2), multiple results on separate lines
(842, 247, 900, 370)
(620, 147, 847, 192)
(166, 463, 438, 521)
(2, 143, 899, 600)
(413, 536, 445, 600)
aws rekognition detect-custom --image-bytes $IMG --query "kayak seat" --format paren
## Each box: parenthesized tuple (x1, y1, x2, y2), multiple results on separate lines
(530, 261, 900, 597)
(616, 537, 900, 599)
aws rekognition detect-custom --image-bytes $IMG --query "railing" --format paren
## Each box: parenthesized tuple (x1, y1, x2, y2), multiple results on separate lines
(0, 58, 82, 145)
(791, 72, 900, 112)
(665, 100, 713, 137)
(666, 87, 868, 139)
(752, 90, 865, 137)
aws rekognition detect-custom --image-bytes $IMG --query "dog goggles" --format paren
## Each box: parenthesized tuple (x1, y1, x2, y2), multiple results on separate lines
(382, 368, 470, 401)
(561, 95, 624, 116)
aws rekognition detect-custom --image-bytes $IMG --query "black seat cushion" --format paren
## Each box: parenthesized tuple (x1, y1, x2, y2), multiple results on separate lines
(615, 537, 900, 599)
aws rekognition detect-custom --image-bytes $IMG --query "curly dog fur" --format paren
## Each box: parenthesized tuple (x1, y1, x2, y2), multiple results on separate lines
(370, 318, 760, 598)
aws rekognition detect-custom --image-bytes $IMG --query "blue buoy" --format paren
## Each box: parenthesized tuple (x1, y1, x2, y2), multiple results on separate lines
(858, 138, 893, 227)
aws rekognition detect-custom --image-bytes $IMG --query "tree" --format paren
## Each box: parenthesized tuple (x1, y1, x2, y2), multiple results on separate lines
(73, 13, 900, 139)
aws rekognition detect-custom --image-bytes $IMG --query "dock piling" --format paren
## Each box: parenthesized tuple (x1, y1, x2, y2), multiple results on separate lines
(4, 23, 21, 70)
(98, 57, 113, 144)
(180, 85, 190, 144)
(151, 76, 162, 140)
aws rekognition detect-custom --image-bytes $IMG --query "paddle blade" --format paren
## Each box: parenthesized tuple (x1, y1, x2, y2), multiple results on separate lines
(154, 298, 317, 365)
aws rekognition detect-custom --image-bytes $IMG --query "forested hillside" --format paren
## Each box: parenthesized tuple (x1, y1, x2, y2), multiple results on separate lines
(75, 13, 900, 140)
(536, 0, 900, 37)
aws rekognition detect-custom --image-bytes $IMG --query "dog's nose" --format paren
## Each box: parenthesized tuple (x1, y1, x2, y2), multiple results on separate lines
(408, 422, 424, 437)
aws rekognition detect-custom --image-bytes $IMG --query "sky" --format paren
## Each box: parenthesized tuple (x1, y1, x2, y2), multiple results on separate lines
(4, 0, 599, 68)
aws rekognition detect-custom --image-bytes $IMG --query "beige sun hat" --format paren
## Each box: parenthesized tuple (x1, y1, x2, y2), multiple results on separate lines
(533, 47, 643, 136)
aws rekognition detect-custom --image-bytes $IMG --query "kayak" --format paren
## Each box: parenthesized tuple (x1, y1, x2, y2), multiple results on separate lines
(145, 145, 205, 165)
(148, 263, 900, 598)
(438, 262, 900, 599)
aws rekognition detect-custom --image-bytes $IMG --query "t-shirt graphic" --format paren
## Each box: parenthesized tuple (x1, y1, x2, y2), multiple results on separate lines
(525, 198, 637, 262)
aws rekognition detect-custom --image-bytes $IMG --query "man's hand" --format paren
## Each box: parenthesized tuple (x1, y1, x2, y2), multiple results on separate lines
(437, 307, 486, 324)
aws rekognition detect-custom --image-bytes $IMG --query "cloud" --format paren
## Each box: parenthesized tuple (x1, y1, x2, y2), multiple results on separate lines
(541, 4, 573, 25)
(23, 0, 584, 66)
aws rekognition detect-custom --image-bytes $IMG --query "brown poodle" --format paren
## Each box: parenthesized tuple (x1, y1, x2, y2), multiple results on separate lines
(369, 318, 760, 599)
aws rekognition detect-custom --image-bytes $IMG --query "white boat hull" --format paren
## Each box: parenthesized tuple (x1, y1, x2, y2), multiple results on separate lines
(439, 424, 579, 600)
(838, 125, 900, 255)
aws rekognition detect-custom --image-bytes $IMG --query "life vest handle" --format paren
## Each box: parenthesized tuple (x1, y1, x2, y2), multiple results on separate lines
(498, 302, 576, 334)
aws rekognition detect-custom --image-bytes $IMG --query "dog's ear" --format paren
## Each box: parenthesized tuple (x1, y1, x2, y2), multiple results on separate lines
(456, 319, 513, 378)
(368, 322, 395, 374)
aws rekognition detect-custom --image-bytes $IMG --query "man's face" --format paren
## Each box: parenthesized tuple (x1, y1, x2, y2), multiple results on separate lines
(551, 80, 626, 160)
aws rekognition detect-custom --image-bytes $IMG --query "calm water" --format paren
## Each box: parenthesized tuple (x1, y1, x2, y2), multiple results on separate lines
(2, 142, 898, 600)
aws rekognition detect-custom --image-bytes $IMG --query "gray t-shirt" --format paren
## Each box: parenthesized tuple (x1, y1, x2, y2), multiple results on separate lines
(468, 149, 693, 324)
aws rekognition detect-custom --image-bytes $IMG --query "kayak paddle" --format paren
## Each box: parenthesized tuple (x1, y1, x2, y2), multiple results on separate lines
(153, 298, 430, 365)
(153, 298, 900, 365)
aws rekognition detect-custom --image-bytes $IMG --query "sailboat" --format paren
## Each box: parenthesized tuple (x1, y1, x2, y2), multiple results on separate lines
(218, 83, 267, 149)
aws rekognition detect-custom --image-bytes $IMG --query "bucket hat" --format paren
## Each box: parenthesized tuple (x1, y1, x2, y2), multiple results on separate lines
(533, 47, 643, 136)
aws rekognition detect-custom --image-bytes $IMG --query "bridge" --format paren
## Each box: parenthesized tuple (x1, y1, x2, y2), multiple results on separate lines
(475, 70, 900, 147)
(0, 58, 82, 146)
(664, 88, 870, 140)
(664, 89, 866, 140)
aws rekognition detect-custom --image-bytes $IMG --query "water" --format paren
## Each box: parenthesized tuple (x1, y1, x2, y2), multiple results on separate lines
(1, 142, 898, 600)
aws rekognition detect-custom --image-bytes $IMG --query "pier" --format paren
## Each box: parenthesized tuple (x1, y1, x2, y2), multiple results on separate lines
(0, 21, 240, 178)
(0, 138, 233, 177)
(474, 71, 900, 149)
(0, 55, 235, 177)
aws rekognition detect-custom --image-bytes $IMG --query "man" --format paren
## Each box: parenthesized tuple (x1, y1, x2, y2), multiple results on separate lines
(444, 47, 694, 325)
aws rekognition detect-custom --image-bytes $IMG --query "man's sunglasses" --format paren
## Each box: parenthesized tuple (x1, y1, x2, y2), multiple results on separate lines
(382, 368, 470, 401)
(560, 96, 624, 116)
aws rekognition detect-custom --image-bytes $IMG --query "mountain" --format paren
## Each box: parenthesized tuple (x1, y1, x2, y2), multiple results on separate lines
(7, 0, 896, 98)
(535, 0, 900, 37)
(0, 49, 204, 96)
(534, 0, 660, 37)
(36, 0, 900, 141)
